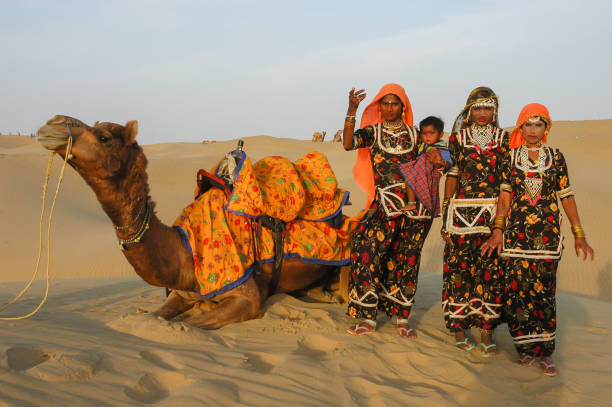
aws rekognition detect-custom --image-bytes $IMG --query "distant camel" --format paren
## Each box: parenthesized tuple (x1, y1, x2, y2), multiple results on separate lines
(312, 131, 326, 142)
(332, 130, 342, 143)
(37, 115, 349, 329)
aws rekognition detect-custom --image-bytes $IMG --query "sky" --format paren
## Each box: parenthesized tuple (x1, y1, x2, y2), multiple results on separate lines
(1, 0, 611, 144)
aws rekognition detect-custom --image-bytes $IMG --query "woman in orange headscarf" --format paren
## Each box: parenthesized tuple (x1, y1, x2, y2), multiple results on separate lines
(481, 103, 594, 377)
(342, 84, 439, 337)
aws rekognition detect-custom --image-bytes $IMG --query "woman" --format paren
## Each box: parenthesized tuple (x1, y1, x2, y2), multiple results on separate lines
(441, 87, 508, 356)
(481, 103, 594, 376)
(343, 83, 438, 337)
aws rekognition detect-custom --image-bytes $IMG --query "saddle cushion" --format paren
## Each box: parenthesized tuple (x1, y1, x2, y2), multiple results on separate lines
(173, 152, 360, 298)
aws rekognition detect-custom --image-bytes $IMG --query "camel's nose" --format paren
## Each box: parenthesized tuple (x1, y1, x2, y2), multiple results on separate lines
(36, 115, 87, 151)
(37, 124, 69, 151)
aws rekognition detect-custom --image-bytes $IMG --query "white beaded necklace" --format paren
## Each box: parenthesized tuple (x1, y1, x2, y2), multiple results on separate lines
(469, 123, 495, 149)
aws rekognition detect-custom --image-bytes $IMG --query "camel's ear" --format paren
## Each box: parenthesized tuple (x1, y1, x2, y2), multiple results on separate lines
(125, 120, 138, 145)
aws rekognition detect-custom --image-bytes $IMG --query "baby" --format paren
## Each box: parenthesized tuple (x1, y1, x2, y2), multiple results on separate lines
(400, 116, 452, 214)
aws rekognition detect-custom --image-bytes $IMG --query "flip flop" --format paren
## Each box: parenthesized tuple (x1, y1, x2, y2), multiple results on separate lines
(347, 323, 375, 336)
(480, 342, 497, 357)
(455, 338, 475, 352)
(539, 359, 557, 377)
(518, 354, 536, 367)
(397, 325, 417, 338)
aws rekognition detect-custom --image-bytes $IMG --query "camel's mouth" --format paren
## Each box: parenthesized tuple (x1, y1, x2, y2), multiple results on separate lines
(37, 124, 69, 151)
(37, 115, 88, 151)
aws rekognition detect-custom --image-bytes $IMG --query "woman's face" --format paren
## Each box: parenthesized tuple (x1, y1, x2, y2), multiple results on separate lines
(521, 119, 547, 145)
(470, 106, 495, 126)
(379, 94, 403, 121)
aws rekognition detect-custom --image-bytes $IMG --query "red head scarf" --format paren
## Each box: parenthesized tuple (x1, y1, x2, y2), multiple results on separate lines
(509, 103, 551, 149)
(352, 83, 414, 209)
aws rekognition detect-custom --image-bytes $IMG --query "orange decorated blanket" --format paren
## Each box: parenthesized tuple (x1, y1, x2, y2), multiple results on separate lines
(173, 151, 359, 297)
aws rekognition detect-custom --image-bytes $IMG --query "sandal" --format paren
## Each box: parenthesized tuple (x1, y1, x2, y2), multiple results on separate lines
(539, 358, 557, 377)
(397, 324, 417, 338)
(518, 354, 536, 367)
(479, 342, 497, 357)
(455, 338, 475, 352)
(347, 322, 375, 336)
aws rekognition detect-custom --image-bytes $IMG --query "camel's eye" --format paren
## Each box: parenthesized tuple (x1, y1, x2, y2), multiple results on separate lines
(98, 135, 109, 143)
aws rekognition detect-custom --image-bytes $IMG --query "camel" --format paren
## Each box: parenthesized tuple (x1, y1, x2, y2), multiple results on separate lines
(37, 115, 349, 329)
(311, 131, 326, 142)
(332, 130, 343, 143)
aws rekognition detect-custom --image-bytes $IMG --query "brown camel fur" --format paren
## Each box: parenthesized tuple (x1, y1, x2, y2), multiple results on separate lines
(37, 115, 349, 329)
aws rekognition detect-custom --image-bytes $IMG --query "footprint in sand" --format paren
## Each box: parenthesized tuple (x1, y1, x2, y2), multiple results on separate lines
(140, 350, 182, 371)
(242, 351, 287, 373)
(124, 371, 190, 404)
(6, 346, 50, 371)
(6, 346, 103, 382)
(297, 334, 344, 358)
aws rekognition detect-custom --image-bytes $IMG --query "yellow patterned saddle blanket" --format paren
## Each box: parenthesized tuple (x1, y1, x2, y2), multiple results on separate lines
(173, 150, 359, 297)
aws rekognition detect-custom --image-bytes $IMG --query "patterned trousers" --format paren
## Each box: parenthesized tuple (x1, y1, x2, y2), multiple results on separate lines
(442, 233, 503, 332)
(347, 202, 432, 320)
(504, 258, 557, 357)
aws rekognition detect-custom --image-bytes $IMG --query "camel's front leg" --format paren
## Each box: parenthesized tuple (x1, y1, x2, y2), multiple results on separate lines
(173, 277, 262, 329)
(152, 290, 215, 320)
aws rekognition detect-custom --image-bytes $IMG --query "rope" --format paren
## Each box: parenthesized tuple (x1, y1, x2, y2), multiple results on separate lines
(0, 130, 73, 320)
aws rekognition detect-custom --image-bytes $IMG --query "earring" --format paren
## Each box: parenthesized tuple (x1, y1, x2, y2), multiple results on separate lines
(378, 111, 382, 121)
(492, 117, 496, 123)
(402, 110, 406, 121)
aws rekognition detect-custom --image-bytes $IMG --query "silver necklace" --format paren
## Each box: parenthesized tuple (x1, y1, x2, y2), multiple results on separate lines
(470, 124, 495, 149)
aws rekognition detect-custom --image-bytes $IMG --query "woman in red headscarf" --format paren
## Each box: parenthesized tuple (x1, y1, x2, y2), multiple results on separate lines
(481, 103, 594, 376)
(342, 84, 439, 337)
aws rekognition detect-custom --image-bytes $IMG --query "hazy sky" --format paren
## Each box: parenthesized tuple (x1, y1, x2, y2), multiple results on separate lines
(1, 0, 611, 144)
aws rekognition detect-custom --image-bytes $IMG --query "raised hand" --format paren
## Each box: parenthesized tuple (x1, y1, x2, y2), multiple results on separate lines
(348, 88, 366, 114)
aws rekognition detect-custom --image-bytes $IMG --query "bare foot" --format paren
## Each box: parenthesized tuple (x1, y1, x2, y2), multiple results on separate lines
(347, 322, 375, 336)
(480, 330, 497, 356)
(539, 356, 557, 377)
(397, 323, 417, 338)
(454, 330, 475, 351)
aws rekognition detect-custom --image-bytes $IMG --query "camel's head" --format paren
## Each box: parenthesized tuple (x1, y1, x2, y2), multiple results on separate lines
(37, 115, 139, 180)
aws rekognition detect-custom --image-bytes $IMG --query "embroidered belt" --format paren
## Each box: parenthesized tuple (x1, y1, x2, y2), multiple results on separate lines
(445, 197, 497, 235)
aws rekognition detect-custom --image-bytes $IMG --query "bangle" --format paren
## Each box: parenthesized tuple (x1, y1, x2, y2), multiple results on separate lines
(493, 216, 506, 230)
(571, 224, 586, 238)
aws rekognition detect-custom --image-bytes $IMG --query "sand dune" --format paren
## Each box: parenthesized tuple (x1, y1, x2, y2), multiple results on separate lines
(0, 120, 611, 406)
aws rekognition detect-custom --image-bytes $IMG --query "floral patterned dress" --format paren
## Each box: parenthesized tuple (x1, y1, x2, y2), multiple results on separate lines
(499, 145, 573, 357)
(442, 124, 508, 332)
(347, 123, 433, 321)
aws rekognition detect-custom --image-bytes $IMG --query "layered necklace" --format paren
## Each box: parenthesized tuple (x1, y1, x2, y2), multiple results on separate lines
(380, 120, 412, 154)
(469, 123, 495, 150)
(516, 143, 550, 206)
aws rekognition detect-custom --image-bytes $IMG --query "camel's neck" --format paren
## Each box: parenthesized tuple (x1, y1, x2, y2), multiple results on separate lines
(87, 145, 151, 236)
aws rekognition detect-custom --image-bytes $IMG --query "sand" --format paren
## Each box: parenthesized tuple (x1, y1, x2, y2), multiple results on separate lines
(0, 120, 611, 406)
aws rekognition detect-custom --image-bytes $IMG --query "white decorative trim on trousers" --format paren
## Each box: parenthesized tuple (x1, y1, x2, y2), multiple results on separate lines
(442, 298, 502, 319)
(513, 331, 556, 345)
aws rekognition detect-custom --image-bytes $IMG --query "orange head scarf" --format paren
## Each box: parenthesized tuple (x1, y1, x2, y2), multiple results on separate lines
(509, 103, 551, 149)
(352, 83, 414, 210)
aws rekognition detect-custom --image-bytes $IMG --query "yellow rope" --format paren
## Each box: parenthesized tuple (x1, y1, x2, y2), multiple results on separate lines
(0, 136, 72, 320)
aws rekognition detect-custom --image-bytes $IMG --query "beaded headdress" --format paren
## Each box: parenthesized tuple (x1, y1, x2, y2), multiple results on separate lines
(452, 87, 500, 133)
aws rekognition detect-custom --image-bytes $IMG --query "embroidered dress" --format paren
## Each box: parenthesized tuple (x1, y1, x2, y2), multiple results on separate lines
(499, 145, 573, 357)
(347, 123, 433, 320)
(442, 123, 508, 332)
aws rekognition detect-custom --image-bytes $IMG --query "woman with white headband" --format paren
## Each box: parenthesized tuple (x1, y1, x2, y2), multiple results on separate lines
(481, 103, 594, 376)
(440, 87, 509, 356)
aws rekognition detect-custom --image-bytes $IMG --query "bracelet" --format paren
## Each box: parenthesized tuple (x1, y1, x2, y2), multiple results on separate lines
(571, 224, 586, 239)
(493, 216, 506, 230)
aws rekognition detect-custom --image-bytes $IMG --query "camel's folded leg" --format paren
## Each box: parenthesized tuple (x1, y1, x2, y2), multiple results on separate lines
(173, 277, 262, 330)
(152, 290, 215, 320)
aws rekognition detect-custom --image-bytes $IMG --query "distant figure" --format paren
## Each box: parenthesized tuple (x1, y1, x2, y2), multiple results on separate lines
(332, 130, 342, 142)
(312, 131, 326, 142)
(202, 140, 217, 144)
